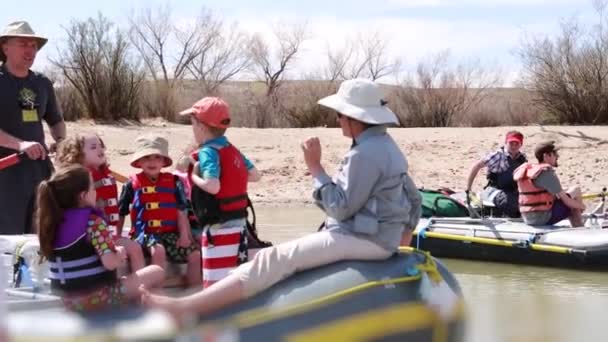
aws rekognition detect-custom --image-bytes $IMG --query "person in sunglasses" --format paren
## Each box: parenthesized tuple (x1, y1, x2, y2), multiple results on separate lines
(514, 141, 585, 227)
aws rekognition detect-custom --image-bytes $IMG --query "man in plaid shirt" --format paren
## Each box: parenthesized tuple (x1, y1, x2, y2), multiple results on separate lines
(466, 131, 527, 217)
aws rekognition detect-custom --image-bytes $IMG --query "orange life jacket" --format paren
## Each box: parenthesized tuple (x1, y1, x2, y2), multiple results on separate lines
(513, 162, 554, 212)
(90, 166, 119, 229)
(129, 172, 179, 236)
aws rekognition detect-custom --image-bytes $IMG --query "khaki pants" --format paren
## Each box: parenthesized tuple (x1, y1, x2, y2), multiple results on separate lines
(232, 230, 393, 297)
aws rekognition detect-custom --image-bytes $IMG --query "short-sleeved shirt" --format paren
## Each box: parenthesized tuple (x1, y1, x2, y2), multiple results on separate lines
(198, 136, 254, 179)
(521, 169, 563, 225)
(483, 148, 526, 174)
(0, 66, 62, 234)
(0, 65, 62, 158)
(117, 175, 188, 216)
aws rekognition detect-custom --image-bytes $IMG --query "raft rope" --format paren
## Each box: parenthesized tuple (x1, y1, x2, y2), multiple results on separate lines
(209, 248, 450, 330)
(413, 219, 591, 254)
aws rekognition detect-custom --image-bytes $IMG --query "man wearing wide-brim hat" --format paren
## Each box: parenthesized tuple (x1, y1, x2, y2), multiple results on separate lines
(0, 20, 66, 234)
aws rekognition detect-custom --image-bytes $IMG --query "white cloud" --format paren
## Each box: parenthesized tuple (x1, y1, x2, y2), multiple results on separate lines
(32, 6, 557, 86)
(232, 13, 529, 81)
(387, 0, 580, 7)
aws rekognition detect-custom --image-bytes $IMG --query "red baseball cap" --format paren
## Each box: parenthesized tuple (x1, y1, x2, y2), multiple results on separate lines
(505, 131, 523, 144)
(179, 97, 231, 128)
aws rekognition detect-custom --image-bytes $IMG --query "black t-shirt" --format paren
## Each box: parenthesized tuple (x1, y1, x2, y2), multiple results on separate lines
(0, 65, 62, 157)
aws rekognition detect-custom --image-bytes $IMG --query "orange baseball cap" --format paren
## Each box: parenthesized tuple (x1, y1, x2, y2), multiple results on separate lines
(179, 97, 231, 129)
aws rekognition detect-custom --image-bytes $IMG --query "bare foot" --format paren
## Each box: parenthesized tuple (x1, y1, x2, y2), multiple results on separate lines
(139, 285, 187, 324)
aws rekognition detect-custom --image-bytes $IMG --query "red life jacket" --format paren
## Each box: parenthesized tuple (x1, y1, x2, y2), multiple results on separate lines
(129, 172, 179, 236)
(189, 144, 248, 226)
(90, 166, 119, 229)
(513, 162, 554, 213)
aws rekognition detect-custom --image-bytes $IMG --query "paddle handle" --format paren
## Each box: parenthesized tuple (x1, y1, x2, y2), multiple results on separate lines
(0, 152, 24, 171)
(110, 170, 128, 184)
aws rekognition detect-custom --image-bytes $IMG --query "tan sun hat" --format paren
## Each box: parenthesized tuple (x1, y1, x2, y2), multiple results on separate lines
(317, 78, 399, 125)
(0, 21, 48, 62)
(130, 134, 173, 168)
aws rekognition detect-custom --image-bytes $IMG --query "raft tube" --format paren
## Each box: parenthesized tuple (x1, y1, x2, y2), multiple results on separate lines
(412, 217, 608, 269)
(7, 248, 466, 342)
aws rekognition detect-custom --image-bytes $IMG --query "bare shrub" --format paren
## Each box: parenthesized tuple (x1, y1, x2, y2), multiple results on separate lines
(248, 23, 308, 97)
(55, 85, 82, 122)
(325, 30, 402, 82)
(518, 0, 608, 124)
(51, 13, 143, 122)
(187, 22, 252, 95)
(459, 89, 540, 127)
(129, 5, 220, 120)
(280, 80, 338, 128)
(391, 51, 500, 127)
(218, 83, 284, 128)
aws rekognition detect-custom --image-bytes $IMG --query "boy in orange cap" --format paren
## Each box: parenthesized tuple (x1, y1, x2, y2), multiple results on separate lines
(179, 97, 262, 288)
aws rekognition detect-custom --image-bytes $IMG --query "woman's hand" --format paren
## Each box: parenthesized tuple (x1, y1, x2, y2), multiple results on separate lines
(301, 137, 323, 176)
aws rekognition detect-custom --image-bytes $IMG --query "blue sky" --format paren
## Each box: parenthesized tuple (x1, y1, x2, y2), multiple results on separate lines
(1, 0, 596, 85)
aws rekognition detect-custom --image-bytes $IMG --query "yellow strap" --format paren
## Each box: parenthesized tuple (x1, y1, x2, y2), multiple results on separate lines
(582, 192, 607, 200)
(147, 220, 162, 227)
(419, 231, 572, 254)
(284, 302, 439, 342)
(145, 202, 160, 210)
(142, 186, 156, 194)
(416, 250, 444, 284)
(232, 275, 422, 329)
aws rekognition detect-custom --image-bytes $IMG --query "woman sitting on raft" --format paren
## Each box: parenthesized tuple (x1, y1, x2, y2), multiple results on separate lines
(141, 78, 422, 318)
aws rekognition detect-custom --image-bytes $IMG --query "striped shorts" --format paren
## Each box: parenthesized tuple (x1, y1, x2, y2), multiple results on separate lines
(201, 223, 248, 288)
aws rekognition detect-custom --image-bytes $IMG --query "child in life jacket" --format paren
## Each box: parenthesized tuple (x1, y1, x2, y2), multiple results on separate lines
(55, 133, 146, 271)
(178, 97, 262, 288)
(36, 164, 164, 312)
(117, 134, 201, 286)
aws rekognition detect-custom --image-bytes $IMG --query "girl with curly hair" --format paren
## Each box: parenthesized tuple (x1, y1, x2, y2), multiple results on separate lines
(55, 133, 146, 271)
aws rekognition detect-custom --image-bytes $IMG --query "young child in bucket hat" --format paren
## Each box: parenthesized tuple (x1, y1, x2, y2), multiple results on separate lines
(116, 134, 201, 286)
(178, 97, 265, 288)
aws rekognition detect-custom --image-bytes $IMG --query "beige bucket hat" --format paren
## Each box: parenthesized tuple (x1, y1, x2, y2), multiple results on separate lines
(0, 21, 48, 62)
(317, 78, 399, 125)
(130, 134, 173, 168)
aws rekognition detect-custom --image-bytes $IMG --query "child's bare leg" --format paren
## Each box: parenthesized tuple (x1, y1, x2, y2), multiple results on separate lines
(122, 265, 165, 297)
(150, 244, 167, 270)
(116, 237, 145, 271)
(186, 250, 201, 287)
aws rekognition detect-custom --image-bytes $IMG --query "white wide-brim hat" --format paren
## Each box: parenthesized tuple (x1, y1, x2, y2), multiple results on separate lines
(317, 78, 399, 125)
(0, 21, 48, 62)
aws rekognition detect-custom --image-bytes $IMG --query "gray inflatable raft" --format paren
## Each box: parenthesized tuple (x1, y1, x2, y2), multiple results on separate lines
(412, 217, 608, 268)
(6, 248, 465, 342)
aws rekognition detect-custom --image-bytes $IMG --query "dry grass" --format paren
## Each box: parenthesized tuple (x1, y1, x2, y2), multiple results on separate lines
(57, 79, 549, 128)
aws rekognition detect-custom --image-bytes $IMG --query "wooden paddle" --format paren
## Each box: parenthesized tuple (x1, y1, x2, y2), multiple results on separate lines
(110, 170, 128, 184)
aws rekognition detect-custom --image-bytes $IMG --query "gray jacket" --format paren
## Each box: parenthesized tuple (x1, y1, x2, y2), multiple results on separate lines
(313, 125, 422, 251)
